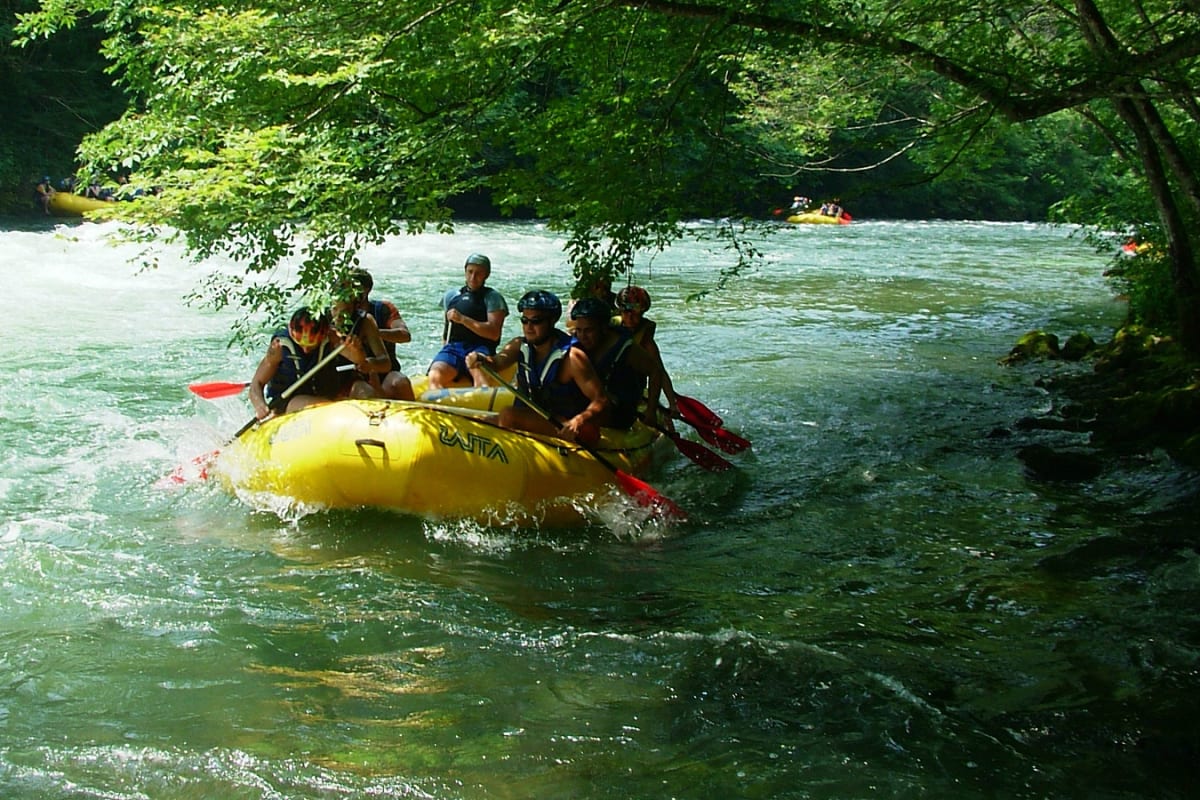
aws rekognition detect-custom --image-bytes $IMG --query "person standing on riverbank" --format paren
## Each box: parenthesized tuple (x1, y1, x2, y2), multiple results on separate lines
(427, 253, 508, 389)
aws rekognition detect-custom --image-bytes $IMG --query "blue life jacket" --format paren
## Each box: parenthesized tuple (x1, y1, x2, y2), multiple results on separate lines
(517, 330, 588, 421)
(266, 328, 343, 406)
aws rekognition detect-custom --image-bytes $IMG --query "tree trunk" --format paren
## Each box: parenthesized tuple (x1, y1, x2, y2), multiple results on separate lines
(1074, 0, 1200, 353)
(1115, 95, 1200, 353)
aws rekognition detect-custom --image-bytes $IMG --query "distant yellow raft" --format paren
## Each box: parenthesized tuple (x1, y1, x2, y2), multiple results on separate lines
(47, 192, 115, 217)
(211, 398, 662, 525)
(786, 211, 851, 225)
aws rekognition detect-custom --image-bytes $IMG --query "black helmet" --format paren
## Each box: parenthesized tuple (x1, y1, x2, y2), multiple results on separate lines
(517, 290, 562, 321)
(569, 297, 611, 322)
(464, 253, 491, 271)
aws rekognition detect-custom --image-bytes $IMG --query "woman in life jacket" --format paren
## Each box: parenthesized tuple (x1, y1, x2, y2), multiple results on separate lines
(249, 307, 344, 419)
(466, 290, 606, 444)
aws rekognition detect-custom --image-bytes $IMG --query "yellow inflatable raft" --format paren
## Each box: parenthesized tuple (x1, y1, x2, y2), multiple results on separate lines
(786, 211, 850, 225)
(48, 192, 116, 217)
(211, 398, 663, 525)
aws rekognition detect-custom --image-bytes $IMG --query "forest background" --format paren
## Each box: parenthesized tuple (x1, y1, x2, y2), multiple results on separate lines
(0, 1, 1108, 221)
(2, 1, 1197, 360)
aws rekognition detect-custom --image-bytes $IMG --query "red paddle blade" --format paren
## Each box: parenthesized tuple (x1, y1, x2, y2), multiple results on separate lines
(675, 395, 723, 428)
(669, 432, 733, 472)
(614, 470, 687, 521)
(155, 449, 219, 488)
(189, 381, 250, 399)
(691, 421, 751, 454)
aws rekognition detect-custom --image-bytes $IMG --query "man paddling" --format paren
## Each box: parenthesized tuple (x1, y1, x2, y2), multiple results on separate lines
(466, 290, 606, 444)
(569, 297, 668, 430)
(249, 306, 389, 420)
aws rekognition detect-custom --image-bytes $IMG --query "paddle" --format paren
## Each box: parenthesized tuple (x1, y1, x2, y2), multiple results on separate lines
(680, 414, 751, 455)
(189, 380, 250, 399)
(670, 394, 753, 453)
(163, 342, 349, 484)
(648, 420, 733, 472)
(675, 394, 723, 429)
(478, 364, 685, 520)
(189, 361, 357, 402)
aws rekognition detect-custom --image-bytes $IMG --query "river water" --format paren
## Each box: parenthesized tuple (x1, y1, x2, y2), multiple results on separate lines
(1, 218, 1197, 798)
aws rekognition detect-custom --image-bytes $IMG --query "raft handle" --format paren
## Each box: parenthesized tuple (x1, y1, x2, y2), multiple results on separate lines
(355, 438, 388, 451)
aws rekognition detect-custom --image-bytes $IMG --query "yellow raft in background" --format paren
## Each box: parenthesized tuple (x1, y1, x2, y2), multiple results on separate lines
(47, 192, 116, 217)
(786, 211, 850, 225)
(212, 396, 663, 526)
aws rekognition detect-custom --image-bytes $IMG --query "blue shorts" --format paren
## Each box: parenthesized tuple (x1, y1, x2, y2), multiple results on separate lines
(429, 341, 493, 381)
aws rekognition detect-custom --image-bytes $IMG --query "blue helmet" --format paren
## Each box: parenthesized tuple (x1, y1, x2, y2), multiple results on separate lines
(517, 290, 562, 321)
(569, 297, 611, 322)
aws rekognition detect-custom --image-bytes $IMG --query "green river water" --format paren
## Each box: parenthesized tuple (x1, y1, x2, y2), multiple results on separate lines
(1, 218, 1197, 798)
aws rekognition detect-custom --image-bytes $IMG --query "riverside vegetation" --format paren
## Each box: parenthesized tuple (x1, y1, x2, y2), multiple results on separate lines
(1004, 325, 1200, 481)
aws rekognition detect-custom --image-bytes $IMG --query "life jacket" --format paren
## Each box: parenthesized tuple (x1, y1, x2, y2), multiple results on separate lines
(365, 299, 402, 370)
(577, 328, 642, 429)
(445, 286, 499, 349)
(266, 328, 343, 405)
(517, 329, 588, 421)
(627, 318, 652, 347)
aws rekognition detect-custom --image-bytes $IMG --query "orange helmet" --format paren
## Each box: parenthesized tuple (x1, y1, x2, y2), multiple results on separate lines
(617, 286, 650, 313)
(288, 307, 330, 350)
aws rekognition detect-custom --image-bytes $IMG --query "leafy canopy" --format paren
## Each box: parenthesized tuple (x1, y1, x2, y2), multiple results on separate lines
(16, 1, 1200, 341)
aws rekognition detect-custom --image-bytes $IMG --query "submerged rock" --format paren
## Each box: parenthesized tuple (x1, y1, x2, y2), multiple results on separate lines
(1017, 444, 1104, 482)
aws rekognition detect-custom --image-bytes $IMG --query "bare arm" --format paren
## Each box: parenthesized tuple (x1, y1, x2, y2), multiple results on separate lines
(378, 302, 412, 345)
(342, 314, 391, 375)
(468, 337, 522, 372)
(560, 348, 608, 437)
(639, 332, 678, 411)
(249, 339, 284, 419)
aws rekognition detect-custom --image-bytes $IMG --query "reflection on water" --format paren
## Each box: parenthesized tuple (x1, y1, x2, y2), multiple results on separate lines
(1, 220, 1197, 798)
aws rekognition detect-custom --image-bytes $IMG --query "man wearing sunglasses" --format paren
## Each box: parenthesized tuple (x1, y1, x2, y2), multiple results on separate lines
(467, 290, 606, 444)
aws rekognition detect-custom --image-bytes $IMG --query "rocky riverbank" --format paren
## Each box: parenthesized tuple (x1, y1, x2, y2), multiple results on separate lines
(1002, 327, 1200, 481)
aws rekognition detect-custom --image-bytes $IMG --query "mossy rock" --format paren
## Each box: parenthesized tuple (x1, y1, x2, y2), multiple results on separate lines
(1001, 330, 1060, 364)
(1060, 332, 1096, 361)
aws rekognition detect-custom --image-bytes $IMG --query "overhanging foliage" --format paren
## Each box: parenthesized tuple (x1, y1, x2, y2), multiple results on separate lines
(16, 1, 1200, 348)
